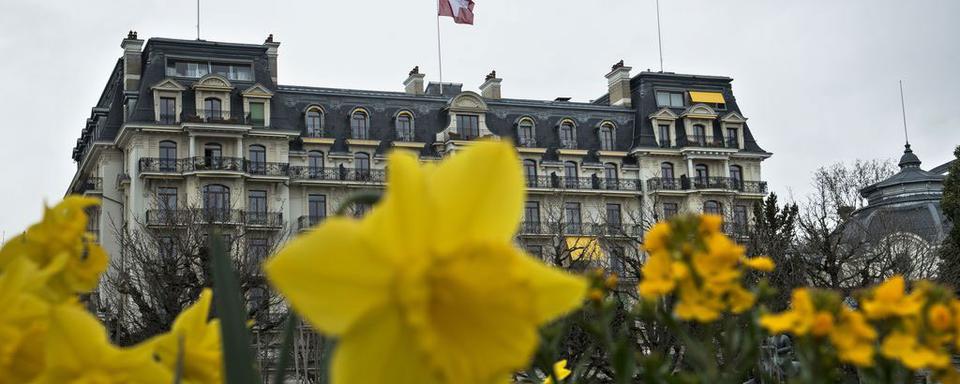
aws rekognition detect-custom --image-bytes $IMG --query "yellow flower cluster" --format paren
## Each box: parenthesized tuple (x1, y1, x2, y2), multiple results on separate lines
(861, 276, 959, 373)
(0, 197, 222, 384)
(759, 288, 876, 366)
(638, 215, 774, 322)
(266, 141, 588, 384)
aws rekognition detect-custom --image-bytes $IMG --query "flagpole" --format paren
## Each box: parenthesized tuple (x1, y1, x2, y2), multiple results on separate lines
(436, 0, 444, 95)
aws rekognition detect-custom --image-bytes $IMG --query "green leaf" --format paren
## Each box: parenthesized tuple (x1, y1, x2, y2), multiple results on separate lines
(210, 234, 262, 384)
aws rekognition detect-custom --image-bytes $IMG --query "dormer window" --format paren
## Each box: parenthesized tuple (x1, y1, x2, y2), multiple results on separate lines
(306, 108, 324, 137)
(248, 102, 265, 126)
(396, 111, 414, 141)
(692, 124, 707, 146)
(598, 123, 615, 151)
(658, 124, 671, 148)
(559, 120, 576, 149)
(656, 91, 684, 108)
(517, 118, 536, 147)
(726, 127, 739, 148)
(457, 114, 480, 139)
(159, 97, 176, 124)
(203, 98, 222, 121)
(351, 109, 369, 139)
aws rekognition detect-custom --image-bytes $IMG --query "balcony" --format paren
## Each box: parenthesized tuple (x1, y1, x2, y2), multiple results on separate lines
(139, 157, 191, 173)
(524, 175, 640, 192)
(288, 166, 387, 184)
(303, 129, 330, 139)
(676, 136, 741, 150)
(243, 211, 284, 228)
(182, 110, 242, 124)
(518, 221, 642, 237)
(647, 177, 767, 194)
(297, 215, 325, 231)
(73, 177, 103, 194)
(158, 114, 177, 125)
(244, 161, 289, 177)
(190, 156, 245, 172)
(145, 209, 243, 226)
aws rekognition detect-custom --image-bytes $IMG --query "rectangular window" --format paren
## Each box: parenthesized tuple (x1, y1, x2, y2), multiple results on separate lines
(606, 203, 622, 226)
(524, 201, 540, 233)
(610, 247, 625, 275)
(564, 202, 582, 234)
(726, 127, 739, 148)
(734, 205, 748, 231)
(159, 236, 175, 258)
(248, 102, 265, 126)
(663, 202, 679, 220)
(247, 237, 269, 266)
(526, 245, 543, 258)
(658, 124, 671, 147)
(656, 91, 684, 108)
(167, 59, 251, 80)
(353, 202, 372, 218)
(307, 194, 326, 227)
(159, 97, 176, 124)
(247, 190, 267, 224)
(457, 114, 480, 139)
(157, 187, 178, 224)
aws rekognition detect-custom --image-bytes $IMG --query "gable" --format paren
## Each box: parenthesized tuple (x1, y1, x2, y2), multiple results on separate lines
(151, 78, 186, 91)
(193, 74, 233, 91)
(242, 83, 274, 98)
(648, 107, 678, 120)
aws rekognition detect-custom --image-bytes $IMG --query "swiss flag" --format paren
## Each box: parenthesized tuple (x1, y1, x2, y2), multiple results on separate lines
(438, 0, 475, 25)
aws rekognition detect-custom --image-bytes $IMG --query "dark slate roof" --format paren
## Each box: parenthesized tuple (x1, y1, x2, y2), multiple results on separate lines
(931, 159, 955, 175)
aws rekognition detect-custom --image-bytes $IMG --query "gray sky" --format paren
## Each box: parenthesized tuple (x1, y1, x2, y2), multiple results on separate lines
(1, 0, 958, 238)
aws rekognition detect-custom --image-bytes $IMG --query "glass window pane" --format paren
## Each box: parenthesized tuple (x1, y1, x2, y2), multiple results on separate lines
(656, 92, 669, 106)
(670, 93, 683, 107)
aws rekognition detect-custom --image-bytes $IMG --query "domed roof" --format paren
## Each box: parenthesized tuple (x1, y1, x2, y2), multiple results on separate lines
(898, 144, 922, 168)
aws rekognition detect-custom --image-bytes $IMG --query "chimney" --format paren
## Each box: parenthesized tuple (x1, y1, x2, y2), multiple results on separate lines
(479, 70, 502, 99)
(264, 34, 280, 84)
(404, 66, 426, 95)
(120, 31, 144, 92)
(604, 60, 632, 107)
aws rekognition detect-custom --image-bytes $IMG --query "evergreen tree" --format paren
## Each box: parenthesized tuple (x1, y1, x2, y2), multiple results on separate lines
(937, 146, 960, 288)
(747, 193, 801, 310)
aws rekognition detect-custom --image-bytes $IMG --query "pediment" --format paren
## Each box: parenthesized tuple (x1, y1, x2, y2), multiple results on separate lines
(681, 103, 717, 118)
(151, 78, 186, 91)
(193, 74, 233, 91)
(242, 83, 274, 98)
(448, 91, 488, 111)
(648, 107, 678, 120)
(721, 111, 747, 123)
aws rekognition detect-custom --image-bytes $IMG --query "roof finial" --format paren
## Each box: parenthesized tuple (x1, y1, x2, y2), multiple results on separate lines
(485, 70, 497, 81)
(612, 60, 625, 71)
(409, 66, 420, 75)
(265, 34, 274, 43)
(900, 80, 909, 146)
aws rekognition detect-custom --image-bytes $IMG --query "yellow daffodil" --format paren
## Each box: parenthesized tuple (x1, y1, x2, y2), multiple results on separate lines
(0, 197, 107, 302)
(861, 275, 923, 319)
(760, 288, 816, 335)
(829, 308, 876, 367)
(0, 258, 49, 384)
(638, 215, 771, 322)
(265, 141, 588, 384)
(31, 304, 171, 384)
(543, 359, 572, 384)
(147, 288, 222, 384)
(927, 303, 952, 332)
(880, 329, 950, 371)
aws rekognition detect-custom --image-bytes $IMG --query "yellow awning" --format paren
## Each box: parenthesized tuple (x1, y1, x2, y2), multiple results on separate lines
(689, 91, 725, 104)
(565, 236, 605, 261)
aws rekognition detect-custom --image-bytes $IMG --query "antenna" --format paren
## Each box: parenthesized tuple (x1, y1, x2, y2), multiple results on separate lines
(196, 0, 201, 40)
(899, 80, 909, 145)
(655, 0, 664, 72)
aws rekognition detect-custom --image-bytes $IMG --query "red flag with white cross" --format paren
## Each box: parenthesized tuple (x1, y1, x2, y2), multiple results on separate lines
(438, 0, 475, 25)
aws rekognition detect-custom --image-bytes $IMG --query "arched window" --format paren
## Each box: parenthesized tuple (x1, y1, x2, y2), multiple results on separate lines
(203, 98, 222, 120)
(563, 161, 578, 188)
(559, 120, 576, 149)
(604, 163, 618, 189)
(354, 152, 371, 181)
(692, 124, 707, 146)
(695, 164, 709, 186)
(351, 109, 369, 139)
(517, 119, 536, 147)
(159, 140, 177, 172)
(248, 145, 266, 174)
(729, 165, 743, 190)
(396, 112, 414, 141)
(523, 159, 538, 187)
(598, 123, 615, 151)
(202, 184, 231, 221)
(305, 108, 324, 137)
(704, 200, 722, 215)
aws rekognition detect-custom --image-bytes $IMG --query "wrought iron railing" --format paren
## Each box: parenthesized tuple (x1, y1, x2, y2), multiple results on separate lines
(158, 114, 177, 125)
(524, 175, 641, 192)
(74, 177, 103, 194)
(190, 156, 245, 172)
(145, 209, 244, 226)
(182, 110, 241, 124)
(518, 221, 642, 237)
(243, 211, 283, 227)
(245, 161, 289, 176)
(646, 177, 767, 194)
(139, 157, 191, 173)
(288, 166, 387, 184)
(297, 215, 326, 231)
(303, 129, 330, 139)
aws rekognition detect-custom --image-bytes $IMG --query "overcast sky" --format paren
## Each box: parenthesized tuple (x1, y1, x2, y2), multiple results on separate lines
(0, 0, 958, 238)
